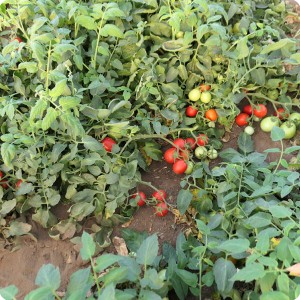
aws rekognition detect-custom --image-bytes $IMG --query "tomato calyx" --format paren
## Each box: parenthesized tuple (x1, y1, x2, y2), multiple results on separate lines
(185, 137, 197, 150)
(196, 134, 209, 146)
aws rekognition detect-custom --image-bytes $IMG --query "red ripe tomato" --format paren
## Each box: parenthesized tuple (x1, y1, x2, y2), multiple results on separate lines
(273, 107, 289, 120)
(131, 191, 146, 207)
(205, 109, 218, 121)
(0, 171, 8, 189)
(196, 134, 208, 146)
(235, 113, 249, 126)
(185, 137, 196, 150)
(199, 84, 211, 92)
(172, 160, 188, 174)
(152, 190, 167, 202)
(185, 106, 198, 117)
(14, 37, 23, 43)
(16, 179, 23, 189)
(179, 149, 190, 161)
(164, 147, 179, 164)
(155, 202, 168, 217)
(173, 138, 186, 149)
(253, 104, 267, 118)
(101, 137, 117, 152)
(243, 105, 253, 115)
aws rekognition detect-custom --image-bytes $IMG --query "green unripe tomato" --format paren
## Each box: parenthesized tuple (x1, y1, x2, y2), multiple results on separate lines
(184, 161, 194, 175)
(200, 91, 211, 104)
(288, 112, 300, 126)
(280, 121, 296, 139)
(267, 89, 279, 100)
(194, 146, 207, 159)
(244, 126, 255, 135)
(207, 149, 218, 160)
(176, 31, 184, 38)
(232, 23, 240, 34)
(188, 89, 201, 102)
(260, 117, 280, 132)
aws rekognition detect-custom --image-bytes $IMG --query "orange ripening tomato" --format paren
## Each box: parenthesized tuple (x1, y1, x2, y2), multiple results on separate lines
(199, 84, 211, 92)
(205, 109, 218, 121)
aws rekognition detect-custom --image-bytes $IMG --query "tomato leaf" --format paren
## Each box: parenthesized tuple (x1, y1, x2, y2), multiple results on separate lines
(270, 126, 285, 141)
(237, 132, 254, 154)
(136, 234, 159, 266)
(0, 285, 18, 300)
(80, 231, 96, 261)
(230, 262, 265, 283)
(35, 264, 61, 290)
(177, 189, 193, 215)
(213, 258, 236, 294)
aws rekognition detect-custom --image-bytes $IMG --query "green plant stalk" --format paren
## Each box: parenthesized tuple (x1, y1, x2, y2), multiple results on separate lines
(90, 258, 101, 295)
(273, 139, 284, 174)
(45, 41, 52, 92)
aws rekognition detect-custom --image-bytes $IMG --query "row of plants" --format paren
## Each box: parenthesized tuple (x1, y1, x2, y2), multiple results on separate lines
(1, 129, 300, 299)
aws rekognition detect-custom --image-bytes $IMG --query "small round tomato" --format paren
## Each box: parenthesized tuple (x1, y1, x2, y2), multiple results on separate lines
(173, 138, 186, 149)
(260, 117, 280, 132)
(16, 179, 23, 189)
(235, 113, 249, 126)
(253, 104, 268, 118)
(131, 191, 146, 207)
(200, 91, 211, 104)
(199, 84, 211, 92)
(184, 161, 194, 175)
(244, 126, 255, 135)
(205, 109, 218, 121)
(267, 89, 279, 100)
(243, 105, 253, 115)
(196, 134, 208, 146)
(164, 147, 179, 164)
(172, 160, 188, 174)
(280, 121, 296, 139)
(185, 137, 197, 150)
(288, 112, 300, 125)
(207, 149, 218, 160)
(195, 146, 207, 159)
(152, 190, 167, 202)
(188, 88, 201, 102)
(185, 106, 198, 117)
(101, 137, 117, 152)
(273, 107, 289, 120)
(155, 202, 168, 217)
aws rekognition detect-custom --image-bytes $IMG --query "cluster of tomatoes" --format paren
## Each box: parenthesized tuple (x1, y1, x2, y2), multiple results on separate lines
(163, 134, 218, 175)
(186, 84, 218, 122)
(0, 171, 23, 190)
(236, 103, 300, 139)
(131, 190, 168, 217)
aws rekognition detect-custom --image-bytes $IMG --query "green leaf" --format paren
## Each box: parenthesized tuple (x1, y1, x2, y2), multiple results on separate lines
(24, 286, 53, 300)
(276, 273, 289, 295)
(136, 234, 159, 266)
(1, 143, 16, 167)
(0, 285, 18, 300)
(49, 79, 68, 99)
(142, 141, 162, 161)
(213, 258, 236, 294)
(260, 291, 289, 300)
(140, 268, 164, 289)
(261, 38, 295, 54)
(139, 289, 162, 300)
(59, 97, 81, 110)
(82, 136, 103, 151)
(244, 212, 272, 228)
(101, 267, 128, 287)
(175, 269, 198, 288)
(80, 231, 96, 260)
(35, 264, 61, 290)
(76, 15, 97, 30)
(13, 75, 25, 96)
(65, 267, 92, 299)
(196, 219, 210, 235)
(94, 254, 121, 273)
(0, 199, 16, 215)
(218, 238, 250, 254)
(269, 205, 293, 218)
(100, 24, 124, 38)
(177, 189, 193, 215)
(230, 262, 265, 283)
(30, 41, 45, 66)
(42, 107, 59, 131)
(121, 228, 149, 252)
(236, 38, 249, 59)
(15, 182, 34, 196)
(271, 126, 285, 141)
(30, 99, 48, 123)
(99, 283, 116, 299)
(250, 68, 265, 86)
(250, 185, 272, 198)
(18, 62, 38, 73)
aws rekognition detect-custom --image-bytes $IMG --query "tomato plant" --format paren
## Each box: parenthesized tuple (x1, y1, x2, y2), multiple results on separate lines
(253, 104, 268, 118)
(152, 190, 167, 202)
(260, 116, 280, 132)
(280, 121, 296, 139)
(235, 113, 249, 126)
(205, 109, 218, 121)
(185, 106, 198, 117)
(288, 112, 300, 125)
(273, 107, 289, 120)
(131, 192, 146, 207)
(172, 160, 188, 174)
